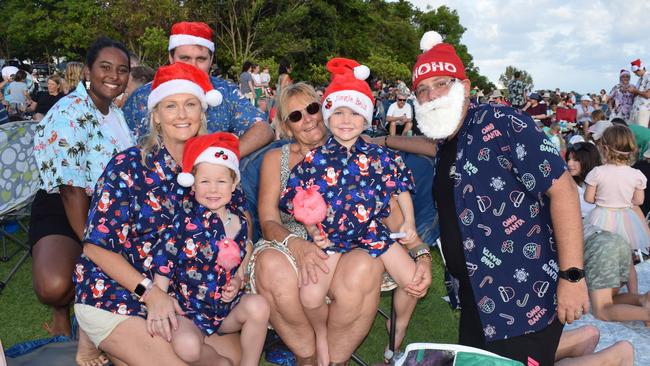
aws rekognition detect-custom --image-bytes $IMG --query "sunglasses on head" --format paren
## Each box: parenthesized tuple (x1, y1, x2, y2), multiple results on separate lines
(287, 102, 320, 123)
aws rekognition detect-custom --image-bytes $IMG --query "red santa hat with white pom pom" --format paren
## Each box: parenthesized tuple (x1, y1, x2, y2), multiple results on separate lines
(412, 31, 467, 90)
(147, 62, 222, 111)
(631, 59, 644, 72)
(168, 22, 215, 53)
(321, 57, 374, 128)
(177, 132, 240, 187)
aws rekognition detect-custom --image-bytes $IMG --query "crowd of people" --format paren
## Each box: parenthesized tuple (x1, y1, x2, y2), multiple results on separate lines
(1, 19, 650, 366)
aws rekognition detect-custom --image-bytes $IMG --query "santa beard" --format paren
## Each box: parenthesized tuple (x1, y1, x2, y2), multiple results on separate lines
(414, 81, 466, 140)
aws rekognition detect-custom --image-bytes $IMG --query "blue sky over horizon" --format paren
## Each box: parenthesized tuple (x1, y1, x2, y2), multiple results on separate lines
(408, 0, 650, 93)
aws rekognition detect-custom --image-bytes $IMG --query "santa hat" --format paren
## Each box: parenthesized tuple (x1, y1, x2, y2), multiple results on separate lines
(631, 59, 643, 72)
(148, 62, 222, 112)
(412, 31, 466, 90)
(321, 57, 374, 127)
(177, 132, 240, 187)
(168, 22, 215, 52)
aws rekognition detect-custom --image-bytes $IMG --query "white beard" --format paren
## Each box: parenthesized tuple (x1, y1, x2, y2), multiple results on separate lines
(415, 82, 466, 140)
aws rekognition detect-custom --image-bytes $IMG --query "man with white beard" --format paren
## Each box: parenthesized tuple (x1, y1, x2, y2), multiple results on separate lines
(413, 31, 589, 365)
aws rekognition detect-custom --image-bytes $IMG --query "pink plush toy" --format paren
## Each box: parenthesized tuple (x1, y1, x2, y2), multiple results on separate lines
(216, 238, 241, 286)
(292, 185, 327, 238)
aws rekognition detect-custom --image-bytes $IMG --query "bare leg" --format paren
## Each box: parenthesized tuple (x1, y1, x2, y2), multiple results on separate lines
(389, 121, 396, 136)
(380, 244, 416, 289)
(591, 288, 650, 322)
(328, 250, 383, 363)
(32, 235, 107, 366)
(555, 341, 634, 366)
(218, 294, 270, 366)
(554, 326, 599, 361)
(169, 316, 230, 366)
(254, 249, 316, 361)
(98, 317, 187, 366)
(202, 333, 241, 366)
(301, 254, 340, 366)
(401, 122, 412, 136)
(388, 288, 418, 351)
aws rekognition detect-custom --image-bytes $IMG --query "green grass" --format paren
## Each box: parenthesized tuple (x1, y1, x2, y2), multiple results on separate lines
(0, 235, 459, 364)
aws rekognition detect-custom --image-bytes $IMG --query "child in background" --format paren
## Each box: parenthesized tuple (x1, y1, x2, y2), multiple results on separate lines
(585, 109, 607, 140)
(585, 124, 650, 257)
(152, 132, 269, 366)
(280, 57, 427, 366)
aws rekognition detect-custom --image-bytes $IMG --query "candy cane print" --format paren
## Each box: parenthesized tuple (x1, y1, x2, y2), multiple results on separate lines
(480, 276, 493, 288)
(527, 224, 541, 237)
(477, 224, 491, 236)
(492, 202, 506, 216)
(516, 293, 529, 307)
(499, 313, 515, 325)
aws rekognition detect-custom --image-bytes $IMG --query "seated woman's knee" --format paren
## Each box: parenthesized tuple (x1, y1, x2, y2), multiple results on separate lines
(256, 250, 297, 288)
(171, 333, 203, 363)
(33, 274, 72, 305)
(335, 254, 382, 294)
(299, 286, 327, 310)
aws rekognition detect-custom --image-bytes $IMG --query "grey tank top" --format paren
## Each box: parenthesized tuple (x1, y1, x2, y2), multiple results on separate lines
(279, 144, 309, 239)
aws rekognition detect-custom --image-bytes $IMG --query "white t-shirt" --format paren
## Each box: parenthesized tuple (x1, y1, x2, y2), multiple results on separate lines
(102, 109, 134, 148)
(260, 71, 271, 85)
(386, 102, 412, 125)
(252, 73, 262, 88)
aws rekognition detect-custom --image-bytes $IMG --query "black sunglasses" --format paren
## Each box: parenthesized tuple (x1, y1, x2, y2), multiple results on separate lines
(398, 98, 407, 102)
(287, 102, 320, 123)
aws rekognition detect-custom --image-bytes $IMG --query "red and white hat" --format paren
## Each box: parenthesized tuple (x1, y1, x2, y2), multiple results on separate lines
(168, 22, 215, 53)
(412, 31, 466, 90)
(148, 62, 222, 111)
(321, 57, 374, 127)
(631, 59, 644, 72)
(177, 132, 240, 187)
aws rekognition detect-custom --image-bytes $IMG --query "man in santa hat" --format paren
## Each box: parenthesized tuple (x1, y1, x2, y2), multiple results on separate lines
(412, 31, 588, 365)
(123, 21, 274, 156)
(630, 59, 650, 127)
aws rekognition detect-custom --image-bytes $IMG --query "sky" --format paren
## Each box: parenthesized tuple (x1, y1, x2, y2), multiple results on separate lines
(407, 0, 650, 94)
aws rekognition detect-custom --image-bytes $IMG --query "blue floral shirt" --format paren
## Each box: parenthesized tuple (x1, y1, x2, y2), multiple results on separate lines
(153, 202, 247, 335)
(33, 82, 135, 195)
(122, 76, 264, 141)
(279, 137, 414, 257)
(446, 104, 567, 340)
(74, 145, 248, 317)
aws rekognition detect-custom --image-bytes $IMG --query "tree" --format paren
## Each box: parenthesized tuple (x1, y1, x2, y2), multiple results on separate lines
(499, 66, 534, 90)
(415, 6, 494, 93)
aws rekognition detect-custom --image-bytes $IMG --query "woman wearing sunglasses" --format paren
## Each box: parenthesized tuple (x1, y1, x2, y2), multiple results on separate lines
(250, 82, 386, 365)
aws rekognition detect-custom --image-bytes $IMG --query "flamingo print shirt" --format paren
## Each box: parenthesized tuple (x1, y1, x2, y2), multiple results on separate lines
(279, 136, 414, 257)
(74, 146, 248, 317)
(34, 82, 135, 195)
(153, 202, 248, 334)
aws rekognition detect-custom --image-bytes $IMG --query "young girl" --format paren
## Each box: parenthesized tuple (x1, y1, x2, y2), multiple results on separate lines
(279, 58, 425, 366)
(585, 125, 650, 254)
(152, 132, 269, 366)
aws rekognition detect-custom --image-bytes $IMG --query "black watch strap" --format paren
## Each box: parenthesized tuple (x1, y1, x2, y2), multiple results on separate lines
(558, 267, 585, 282)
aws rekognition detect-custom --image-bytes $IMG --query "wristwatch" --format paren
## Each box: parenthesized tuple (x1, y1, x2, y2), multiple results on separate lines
(134, 277, 153, 301)
(558, 267, 585, 283)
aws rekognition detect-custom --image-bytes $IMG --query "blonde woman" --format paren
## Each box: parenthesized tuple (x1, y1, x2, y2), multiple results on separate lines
(62, 61, 83, 94)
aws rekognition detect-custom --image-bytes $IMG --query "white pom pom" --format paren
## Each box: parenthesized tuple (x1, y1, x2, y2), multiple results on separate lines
(354, 65, 370, 80)
(177, 172, 195, 187)
(420, 31, 443, 52)
(205, 89, 222, 107)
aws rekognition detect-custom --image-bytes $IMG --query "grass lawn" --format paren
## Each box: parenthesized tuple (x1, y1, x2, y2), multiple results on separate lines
(0, 236, 459, 364)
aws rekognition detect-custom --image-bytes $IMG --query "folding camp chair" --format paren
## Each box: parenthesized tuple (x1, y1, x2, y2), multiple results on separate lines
(394, 342, 522, 366)
(0, 120, 40, 294)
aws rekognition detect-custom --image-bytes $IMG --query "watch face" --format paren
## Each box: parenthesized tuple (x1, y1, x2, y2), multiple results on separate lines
(562, 268, 584, 282)
(134, 284, 145, 297)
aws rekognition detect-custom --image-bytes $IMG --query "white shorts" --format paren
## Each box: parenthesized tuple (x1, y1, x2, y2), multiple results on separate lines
(74, 304, 131, 347)
(632, 108, 650, 127)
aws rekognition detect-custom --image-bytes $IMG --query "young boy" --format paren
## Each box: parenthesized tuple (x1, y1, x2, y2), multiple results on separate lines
(152, 132, 269, 366)
(279, 57, 428, 366)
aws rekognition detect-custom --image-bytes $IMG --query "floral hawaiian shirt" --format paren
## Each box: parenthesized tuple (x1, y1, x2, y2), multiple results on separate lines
(507, 79, 526, 107)
(608, 84, 635, 120)
(33, 82, 135, 195)
(122, 76, 264, 141)
(632, 72, 650, 114)
(153, 202, 247, 335)
(279, 136, 414, 257)
(74, 145, 248, 317)
(446, 104, 567, 341)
